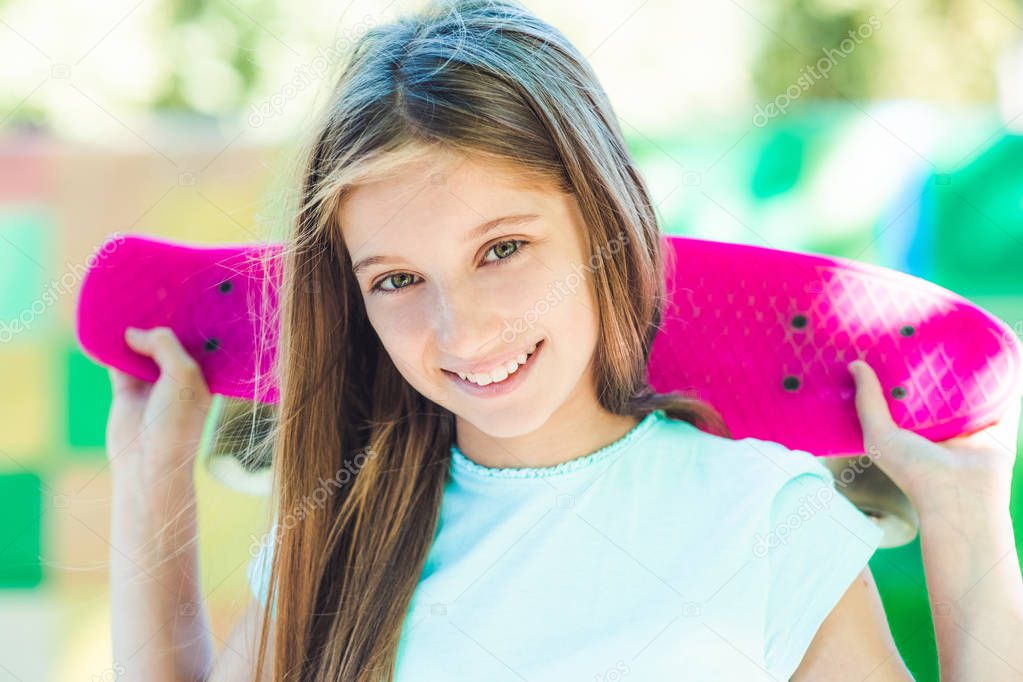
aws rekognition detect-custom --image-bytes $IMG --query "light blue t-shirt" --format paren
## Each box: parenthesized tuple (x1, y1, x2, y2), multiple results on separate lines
(248, 408, 883, 681)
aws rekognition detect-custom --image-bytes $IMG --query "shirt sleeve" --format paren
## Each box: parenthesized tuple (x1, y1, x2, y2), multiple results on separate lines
(761, 452, 885, 680)
(247, 522, 277, 616)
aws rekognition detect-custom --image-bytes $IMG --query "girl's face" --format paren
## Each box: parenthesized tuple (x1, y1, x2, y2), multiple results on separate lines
(340, 150, 603, 439)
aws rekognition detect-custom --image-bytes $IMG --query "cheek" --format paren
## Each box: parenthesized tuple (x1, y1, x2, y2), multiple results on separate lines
(567, 286, 600, 349)
(506, 258, 599, 339)
(365, 300, 431, 359)
(499, 274, 554, 320)
(551, 267, 597, 327)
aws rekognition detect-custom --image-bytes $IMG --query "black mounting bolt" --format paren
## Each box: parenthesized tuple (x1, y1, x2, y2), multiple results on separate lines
(899, 325, 914, 337)
(891, 386, 907, 399)
(782, 375, 800, 391)
(791, 314, 807, 329)
(218, 280, 232, 293)
(204, 338, 220, 352)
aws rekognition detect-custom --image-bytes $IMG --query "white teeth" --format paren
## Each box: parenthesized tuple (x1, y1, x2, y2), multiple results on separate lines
(455, 341, 540, 386)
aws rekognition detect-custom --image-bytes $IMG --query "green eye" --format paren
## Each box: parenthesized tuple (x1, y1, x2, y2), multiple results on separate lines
(370, 239, 528, 296)
(487, 240, 521, 261)
(374, 272, 417, 293)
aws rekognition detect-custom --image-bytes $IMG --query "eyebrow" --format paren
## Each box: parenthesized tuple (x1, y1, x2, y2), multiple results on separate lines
(351, 213, 541, 275)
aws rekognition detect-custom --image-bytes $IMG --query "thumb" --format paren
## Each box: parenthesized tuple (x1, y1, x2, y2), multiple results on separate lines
(108, 366, 148, 397)
(848, 359, 901, 452)
(105, 367, 147, 443)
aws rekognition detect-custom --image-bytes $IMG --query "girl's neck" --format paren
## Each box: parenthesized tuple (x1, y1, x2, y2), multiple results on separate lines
(452, 382, 641, 471)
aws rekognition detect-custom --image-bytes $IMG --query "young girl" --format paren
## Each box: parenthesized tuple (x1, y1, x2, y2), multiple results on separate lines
(105, 1, 1023, 680)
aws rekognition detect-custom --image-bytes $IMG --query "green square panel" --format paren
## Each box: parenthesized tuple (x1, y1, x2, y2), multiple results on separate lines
(870, 541, 939, 682)
(0, 209, 52, 340)
(67, 347, 111, 451)
(932, 135, 1023, 295)
(0, 472, 42, 588)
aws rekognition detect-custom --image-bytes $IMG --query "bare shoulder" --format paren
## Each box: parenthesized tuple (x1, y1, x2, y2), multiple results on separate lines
(791, 567, 914, 681)
(206, 597, 274, 682)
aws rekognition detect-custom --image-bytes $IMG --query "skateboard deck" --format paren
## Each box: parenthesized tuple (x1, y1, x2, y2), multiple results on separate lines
(650, 237, 1022, 455)
(75, 233, 1023, 457)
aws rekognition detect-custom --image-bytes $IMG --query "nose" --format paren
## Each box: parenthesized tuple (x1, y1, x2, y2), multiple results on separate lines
(433, 282, 506, 362)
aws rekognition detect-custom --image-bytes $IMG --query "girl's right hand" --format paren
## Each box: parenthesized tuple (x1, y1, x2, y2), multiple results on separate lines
(106, 327, 213, 490)
(849, 358, 1021, 518)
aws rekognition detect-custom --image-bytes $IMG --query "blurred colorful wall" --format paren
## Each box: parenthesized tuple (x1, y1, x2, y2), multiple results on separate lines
(0, 129, 282, 680)
(2, 0, 1023, 680)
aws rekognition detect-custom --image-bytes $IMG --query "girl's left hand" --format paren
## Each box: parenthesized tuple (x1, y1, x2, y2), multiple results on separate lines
(848, 359, 1021, 519)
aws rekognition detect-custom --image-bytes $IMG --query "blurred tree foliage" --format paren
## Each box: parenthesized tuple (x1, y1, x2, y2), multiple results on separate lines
(2, 0, 1022, 131)
(152, 0, 272, 114)
(753, 0, 1023, 103)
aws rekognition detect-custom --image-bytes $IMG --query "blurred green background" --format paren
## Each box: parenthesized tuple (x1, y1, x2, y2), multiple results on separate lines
(2, 0, 1023, 679)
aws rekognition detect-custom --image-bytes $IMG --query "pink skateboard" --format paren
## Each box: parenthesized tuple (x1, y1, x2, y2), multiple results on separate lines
(77, 235, 284, 404)
(76, 233, 1023, 458)
(649, 237, 1023, 456)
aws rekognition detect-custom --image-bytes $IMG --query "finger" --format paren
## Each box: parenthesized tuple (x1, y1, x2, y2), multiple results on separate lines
(991, 393, 1022, 447)
(107, 366, 147, 395)
(943, 395, 1021, 454)
(848, 359, 900, 446)
(125, 327, 201, 378)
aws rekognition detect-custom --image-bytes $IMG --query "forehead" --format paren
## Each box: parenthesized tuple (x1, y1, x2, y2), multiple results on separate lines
(338, 152, 556, 252)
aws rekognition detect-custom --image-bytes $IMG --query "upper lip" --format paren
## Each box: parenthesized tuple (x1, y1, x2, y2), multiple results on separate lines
(444, 339, 542, 375)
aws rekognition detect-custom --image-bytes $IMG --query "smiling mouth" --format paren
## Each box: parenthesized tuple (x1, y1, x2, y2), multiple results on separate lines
(443, 339, 544, 387)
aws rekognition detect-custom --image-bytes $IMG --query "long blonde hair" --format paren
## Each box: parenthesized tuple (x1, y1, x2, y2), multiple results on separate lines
(254, 1, 728, 679)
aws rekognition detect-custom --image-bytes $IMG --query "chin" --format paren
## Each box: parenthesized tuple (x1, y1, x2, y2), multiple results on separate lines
(457, 402, 552, 439)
